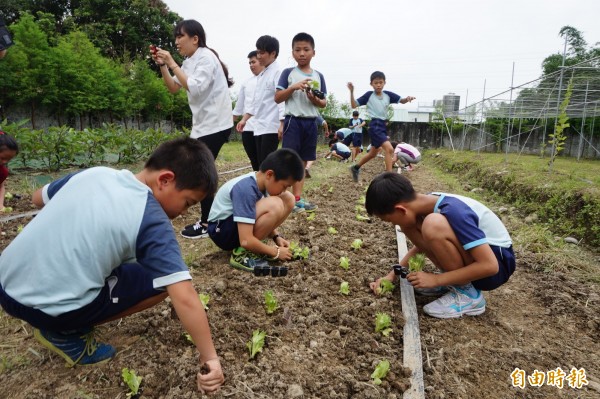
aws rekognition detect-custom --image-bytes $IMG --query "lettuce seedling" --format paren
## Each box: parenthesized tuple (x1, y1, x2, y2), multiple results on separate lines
(339, 281, 350, 295)
(122, 368, 143, 398)
(339, 256, 350, 270)
(355, 214, 371, 222)
(247, 329, 266, 359)
(198, 293, 210, 310)
(357, 195, 366, 205)
(4, 192, 13, 200)
(351, 239, 363, 250)
(1, 206, 13, 212)
(17, 224, 24, 233)
(306, 212, 316, 221)
(264, 290, 279, 314)
(355, 205, 366, 213)
(290, 242, 310, 260)
(371, 360, 390, 385)
(408, 253, 426, 272)
(375, 312, 392, 336)
(328, 226, 338, 235)
(377, 279, 395, 296)
(328, 186, 334, 193)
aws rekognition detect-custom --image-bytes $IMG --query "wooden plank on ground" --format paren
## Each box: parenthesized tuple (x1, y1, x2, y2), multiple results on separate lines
(0, 210, 40, 223)
(395, 224, 425, 399)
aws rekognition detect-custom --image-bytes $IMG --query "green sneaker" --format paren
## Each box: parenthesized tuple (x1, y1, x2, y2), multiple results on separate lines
(33, 328, 116, 366)
(229, 247, 269, 272)
(293, 198, 317, 213)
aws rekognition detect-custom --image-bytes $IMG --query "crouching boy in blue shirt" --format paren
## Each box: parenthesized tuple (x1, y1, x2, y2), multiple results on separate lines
(366, 172, 516, 319)
(0, 138, 225, 393)
(208, 148, 305, 276)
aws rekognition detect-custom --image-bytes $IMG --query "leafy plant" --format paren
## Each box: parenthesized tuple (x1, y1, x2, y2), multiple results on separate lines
(306, 212, 316, 221)
(264, 290, 279, 314)
(355, 205, 366, 213)
(17, 225, 24, 234)
(339, 281, 350, 295)
(247, 329, 266, 359)
(377, 279, 395, 296)
(328, 186, 334, 193)
(328, 226, 338, 235)
(198, 293, 210, 310)
(339, 256, 350, 270)
(548, 77, 573, 171)
(408, 253, 426, 272)
(371, 360, 390, 385)
(355, 214, 371, 222)
(357, 195, 366, 205)
(351, 239, 363, 250)
(290, 242, 310, 260)
(375, 312, 392, 336)
(121, 368, 143, 398)
(4, 192, 13, 200)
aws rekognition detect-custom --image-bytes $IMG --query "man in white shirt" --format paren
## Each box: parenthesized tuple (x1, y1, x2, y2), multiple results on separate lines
(233, 51, 264, 170)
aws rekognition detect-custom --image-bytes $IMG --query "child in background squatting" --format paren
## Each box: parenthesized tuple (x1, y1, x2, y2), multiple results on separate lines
(347, 71, 415, 182)
(0, 138, 224, 393)
(366, 172, 516, 319)
(0, 131, 18, 211)
(275, 32, 327, 213)
(152, 19, 234, 240)
(207, 149, 304, 275)
(390, 141, 421, 171)
(324, 138, 351, 162)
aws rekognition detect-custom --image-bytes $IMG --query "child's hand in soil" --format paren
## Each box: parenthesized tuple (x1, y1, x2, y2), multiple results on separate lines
(197, 358, 224, 394)
(406, 271, 438, 288)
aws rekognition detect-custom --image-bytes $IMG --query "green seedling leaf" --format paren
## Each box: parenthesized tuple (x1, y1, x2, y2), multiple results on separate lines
(199, 293, 210, 310)
(378, 279, 395, 296)
(371, 360, 390, 385)
(247, 329, 266, 359)
(339, 256, 350, 270)
(264, 290, 279, 314)
(1, 206, 13, 212)
(289, 242, 310, 260)
(17, 224, 24, 234)
(339, 281, 350, 295)
(357, 195, 366, 205)
(408, 253, 426, 272)
(355, 205, 366, 213)
(351, 238, 363, 250)
(184, 333, 195, 344)
(308, 80, 319, 89)
(122, 368, 142, 397)
(306, 212, 316, 221)
(328, 186, 334, 193)
(4, 192, 13, 200)
(375, 312, 392, 336)
(355, 214, 371, 222)
(328, 226, 338, 235)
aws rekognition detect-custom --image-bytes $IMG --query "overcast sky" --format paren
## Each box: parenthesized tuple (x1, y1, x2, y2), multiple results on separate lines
(162, 0, 600, 111)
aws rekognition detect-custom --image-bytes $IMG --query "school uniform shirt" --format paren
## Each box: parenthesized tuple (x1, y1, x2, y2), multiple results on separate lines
(395, 143, 421, 159)
(208, 172, 263, 224)
(248, 60, 285, 136)
(174, 47, 233, 139)
(431, 193, 512, 250)
(355, 90, 402, 120)
(232, 74, 259, 132)
(277, 67, 327, 118)
(350, 117, 364, 133)
(335, 128, 353, 139)
(332, 142, 351, 154)
(0, 167, 191, 317)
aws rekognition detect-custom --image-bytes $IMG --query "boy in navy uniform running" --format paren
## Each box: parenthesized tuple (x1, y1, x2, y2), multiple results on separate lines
(347, 71, 415, 182)
(275, 32, 327, 212)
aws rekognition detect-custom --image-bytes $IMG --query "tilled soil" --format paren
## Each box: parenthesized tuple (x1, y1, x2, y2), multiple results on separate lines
(0, 156, 598, 399)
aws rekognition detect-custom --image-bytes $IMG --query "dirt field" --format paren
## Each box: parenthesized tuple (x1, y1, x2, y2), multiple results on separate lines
(0, 154, 599, 399)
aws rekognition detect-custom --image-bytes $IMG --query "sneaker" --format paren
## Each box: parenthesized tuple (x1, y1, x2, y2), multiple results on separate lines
(305, 168, 312, 179)
(349, 165, 360, 182)
(180, 221, 209, 239)
(407, 164, 414, 171)
(293, 199, 317, 213)
(229, 247, 269, 272)
(33, 328, 116, 366)
(423, 286, 486, 318)
(414, 286, 449, 297)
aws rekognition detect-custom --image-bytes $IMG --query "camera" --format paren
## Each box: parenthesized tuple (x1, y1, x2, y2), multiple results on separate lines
(311, 89, 325, 100)
(392, 264, 409, 279)
(0, 17, 14, 52)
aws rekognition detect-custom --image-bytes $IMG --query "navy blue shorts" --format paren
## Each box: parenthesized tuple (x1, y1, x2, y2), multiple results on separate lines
(342, 133, 354, 146)
(335, 149, 351, 159)
(282, 116, 318, 161)
(472, 245, 516, 291)
(368, 119, 389, 148)
(208, 215, 240, 251)
(0, 264, 164, 331)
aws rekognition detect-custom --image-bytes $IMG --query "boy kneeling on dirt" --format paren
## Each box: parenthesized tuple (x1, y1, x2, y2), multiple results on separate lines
(0, 138, 224, 393)
(366, 172, 516, 319)
(208, 148, 304, 276)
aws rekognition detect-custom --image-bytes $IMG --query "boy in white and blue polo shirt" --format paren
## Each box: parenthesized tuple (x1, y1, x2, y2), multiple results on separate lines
(325, 139, 351, 162)
(275, 32, 327, 213)
(347, 71, 415, 182)
(365, 173, 516, 319)
(0, 139, 227, 391)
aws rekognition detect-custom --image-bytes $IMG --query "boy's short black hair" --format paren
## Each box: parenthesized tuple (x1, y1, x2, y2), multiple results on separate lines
(328, 138, 338, 147)
(370, 71, 386, 82)
(259, 148, 304, 182)
(0, 131, 19, 153)
(365, 172, 416, 215)
(145, 137, 218, 195)
(352, 110, 359, 116)
(390, 141, 398, 149)
(247, 50, 257, 58)
(292, 32, 315, 49)
(256, 35, 279, 57)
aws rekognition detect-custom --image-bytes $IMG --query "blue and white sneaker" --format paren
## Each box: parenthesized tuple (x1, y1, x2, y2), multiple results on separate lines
(423, 285, 486, 318)
(34, 328, 116, 366)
